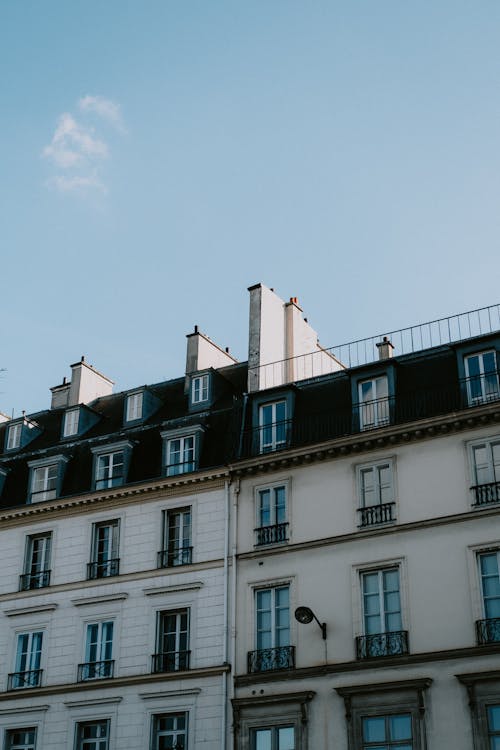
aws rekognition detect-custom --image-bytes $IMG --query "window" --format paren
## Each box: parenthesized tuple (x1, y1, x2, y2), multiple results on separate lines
(336, 679, 431, 750)
(95, 452, 124, 490)
(362, 714, 413, 749)
(5, 728, 37, 750)
(488, 706, 500, 749)
(357, 568, 408, 658)
(252, 727, 295, 750)
(357, 461, 395, 527)
(358, 376, 390, 430)
(9, 632, 43, 689)
(7, 422, 22, 450)
(159, 508, 192, 567)
(465, 351, 500, 406)
(259, 401, 287, 453)
(75, 721, 109, 750)
(126, 391, 143, 422)
(88, 521, 120, 579)
(151, 713, 187, 750)
(476, 551, 500, 644)
(470, 439, 500, 506)
(191, 374, 209, 404)
(249, 585, 293, 673)
(78, 621, 114, 681)
(152, 609, 190, 673)
(166, 435, 195, 476)
(20, 533, 51, 590)
(63, 408, 79, 437)
(27, 455, 67, 503)
(457, 672, 500, 750)
(255, 485, 288, 545)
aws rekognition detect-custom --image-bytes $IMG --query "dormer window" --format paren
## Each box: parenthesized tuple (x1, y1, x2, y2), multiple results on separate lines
(6, 422, 22, 451)
(161, 426, 205, 477)
(27, 455, 68, 504)
(4, 418, 41, 453)
(126, 392, 143, 422)
(192, 374, 209, 405)
(91, 441, 133, 492)
(465, 351, 500, 405)
(62, 408, 79, 438)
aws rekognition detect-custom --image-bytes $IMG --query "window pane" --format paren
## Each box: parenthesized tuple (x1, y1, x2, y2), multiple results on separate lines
(278, 726, 295, 749)
(254, 730, 272, 750)
(390, 714, 412, 740)
(488, 705, 500, 731)
(259, 490, 271, 526)
(363, 717, 386, 742)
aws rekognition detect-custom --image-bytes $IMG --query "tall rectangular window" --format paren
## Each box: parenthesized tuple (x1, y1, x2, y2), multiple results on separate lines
(357, 568, 407, 658)
(362, 714, 413, 750)
(79, 622, 114, 681)
(5, 729, 37, 750)
(63, 409, 79, 437)
(191, 374, 209, 404)
(88, 521, 120, 579)
(465, 351, 499, 405)
(151, 713, 187, 750)
(487, 705, 500, 749)
(10, 632, 43, 689)
(159, 508, 192, 567)
(166, 436, 195, 476)
(253, 727, 295, 750)
(95, 452, 124, 490)
(7, 422, 22, 451)
(153, 609, 190, 673)
(358, 376, 389, 430)
(126, 392, 143, 421)
(470, 439, 500, 506)
(477, 551, 500, 644)
(21, 533, 51, 590)
(30, 464, 58, 502)
(259, 401, 287, 453)
(358, 462, 395, 526)
(75, 721, 109, 750)
(249, 585, 293, 672)
(255, 486, 288, 545)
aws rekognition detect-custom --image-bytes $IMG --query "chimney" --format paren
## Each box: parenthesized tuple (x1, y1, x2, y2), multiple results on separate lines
(50, 358, 114, 409)
(185, 327, 237, 393)
(376, 336, 395, 360)
(0, 412, 10, 424)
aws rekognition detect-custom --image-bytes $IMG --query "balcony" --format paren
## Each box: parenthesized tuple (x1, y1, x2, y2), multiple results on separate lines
(7, 669, 42, 690)
(476, 617, 500, 645)
(255, 522, 289, 546)
(472, 482, 500, 507)
(358, 503, 395, 527)
(247, 645, 295, 673)
(151, 651, 191, 673)
(19, 570, 51, 591)
(77, 660, 114, 681)
(87, 559, 120, 580)
(157, 546, 193, 568)
(356, 631, 409, 659)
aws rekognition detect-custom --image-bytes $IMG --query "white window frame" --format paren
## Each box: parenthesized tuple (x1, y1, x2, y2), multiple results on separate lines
(252, 726, 295, 750)
(191, 373, 209, 404)
(81, 621, 114, 680)
(27, 456, 68, 504)
(74, 720, 110, 750)
(465, 350, 500, 405)
(358, 376, 390, 430)
(166, 435, 195, 476)
(468, 436, 500, 506)
(90, 520, 120, 578)
(162, 507, 192, 566)
(352, 558, 408, 640)
(361, 567, 402, 637)
(161, 426, 204, 478)
(258, 400, 287, 453)
(126, 391, 143, 422)
(63, 408, 79, 438)
(477, 550, 500, 621)
(155, 609, 190, 672)
(150, 712, 188, 750)
(23, 533, 52, 589)
(356, 458, 396, 526)
(255, 585, 291, 651)
(12, 631, 43, 689)
(7, 422, 22, 451)
(5, 727, 37, 750)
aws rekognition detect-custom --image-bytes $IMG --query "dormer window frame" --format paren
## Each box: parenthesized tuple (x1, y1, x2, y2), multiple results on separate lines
(27, 455, 68, 504)
(91, 440, 134, 492)
(191, 372, 210, 406)
(250, 389, 295, 456)
(350, 364, 397, 433)
(4, 418, 40, 453)
(125, 390, 144, 423)
(6, 422, 22, 451)
(62, 407, 80, 438)
(161, 425, 205, 477)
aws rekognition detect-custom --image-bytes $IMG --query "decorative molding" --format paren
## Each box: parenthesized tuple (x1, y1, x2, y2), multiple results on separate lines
(64, 696, 123, 708)
(4, 603, 57, 617)
(143, 582, 204, 596)
(0, 705, 49, 716)
(71, 593, 128, 607)
(139, 688, 202, 700)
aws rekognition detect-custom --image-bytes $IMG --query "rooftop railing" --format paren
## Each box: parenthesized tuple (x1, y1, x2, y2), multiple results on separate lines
(250, 303, 500, 389)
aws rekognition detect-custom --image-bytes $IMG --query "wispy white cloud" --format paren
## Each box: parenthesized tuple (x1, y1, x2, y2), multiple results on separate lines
(42, 96, 125, 195)
(78, 95, 126, 133)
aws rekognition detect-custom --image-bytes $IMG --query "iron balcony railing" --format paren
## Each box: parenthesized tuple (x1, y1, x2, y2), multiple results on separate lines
(358, 502, 395, 527)
(476, 618, 500, 645)
(250, 303, 500, 389)
(7, 670, 42, 690)
(87, 558, 120, 580)
(157, 546, 193, 568)
(19, 570, 51, 591)
(472, 482, 500, 507)
(151, 651, 191, 673)
(356, 630, 409, 659)
(247, 645, 295, 673)
(77, 660, 114, 681)
(255, 522, 289, 546)
(238, 371, 500, 459)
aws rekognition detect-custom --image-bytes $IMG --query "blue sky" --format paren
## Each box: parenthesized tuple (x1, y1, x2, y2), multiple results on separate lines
(1, 1, 499, 415)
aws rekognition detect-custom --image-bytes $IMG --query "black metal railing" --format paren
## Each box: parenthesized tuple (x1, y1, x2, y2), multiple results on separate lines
(30, 489, 56, 502)
(476, 618, 500, 645)
(157, 547, 193, 568)
(77, 660, 114, 681)
(151, 651, 191, 673)
(247, 645, 295, 673)
(358, 503, 395, 527)
(87, 558, 120, 580)
(7, 670, 42, 690)
(165, 461, 196, 477)
(95, 475, 124, 491)
(237, 371, 500, 459)
(472, 482, 500, 506)
(19, 570, 51, 591)
(356, 630, 409, 659)
(255, 522, 289, 546)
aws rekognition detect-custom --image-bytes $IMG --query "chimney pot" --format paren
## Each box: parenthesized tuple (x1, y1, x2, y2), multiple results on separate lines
(376, 337, 395, 360)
